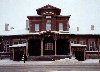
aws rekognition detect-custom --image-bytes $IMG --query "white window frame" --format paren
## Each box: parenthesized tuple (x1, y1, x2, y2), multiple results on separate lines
(45, 43, 53, 50)
(59, 23, 63, 31)
(3, 41, 10, 52)
(46, 20, 51, 31)
(35, 24, 39, 31)
(46, 23, 51, 31)
(88, 41, 96, 51)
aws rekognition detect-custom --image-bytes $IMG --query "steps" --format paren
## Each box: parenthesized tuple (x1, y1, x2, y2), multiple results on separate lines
(27, 55, 71, 61)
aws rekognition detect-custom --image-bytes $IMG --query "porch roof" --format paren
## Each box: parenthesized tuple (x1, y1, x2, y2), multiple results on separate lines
(9, 43, 26, 48)
(71, 43, 87, 47)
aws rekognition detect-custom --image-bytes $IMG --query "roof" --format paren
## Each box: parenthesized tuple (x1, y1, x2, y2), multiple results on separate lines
(69, 24, 100, 35)
(9, 43, 26, 48)
(0, 29, 40, 36)
(36, 4, 61, 10)
(40, 31, 70, 34)
(36, 4, 61, 15)
(0, 28, 100, 36)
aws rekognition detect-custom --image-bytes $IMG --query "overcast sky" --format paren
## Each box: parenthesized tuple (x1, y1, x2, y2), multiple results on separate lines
(0, 0, 100, 32)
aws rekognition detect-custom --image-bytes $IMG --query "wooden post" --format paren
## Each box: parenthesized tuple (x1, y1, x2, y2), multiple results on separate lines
(41, 39, 43, 56)
(26, 40, 28, 56)
(84, 48, 86, 60)
(70, 41, 72, 57)
(13, 48, 14, 60)
(86, 38, 88, 51)
(55, 39, 57, 56)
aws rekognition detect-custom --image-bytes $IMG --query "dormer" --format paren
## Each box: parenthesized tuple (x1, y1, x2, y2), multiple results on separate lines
(36, 4, 61, 15)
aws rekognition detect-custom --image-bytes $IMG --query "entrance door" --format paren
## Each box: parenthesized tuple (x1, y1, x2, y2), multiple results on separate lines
(28, 39, 41, 56)
(43, 36, 55, 55)
(75, 51, 84, 61)
(56, 39, 69, 55)
(14, 49, 24, 61)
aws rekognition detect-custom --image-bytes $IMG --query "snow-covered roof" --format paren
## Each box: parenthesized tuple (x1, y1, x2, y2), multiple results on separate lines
(40, 31, 70, 34)
(9, 43, 26, 48)
(69, 25, 100, 35)
(0, 29, 40, 36)
(71, 43, 87, 47)
(0, 25, 100, 36)
(0, 30, 70, 36)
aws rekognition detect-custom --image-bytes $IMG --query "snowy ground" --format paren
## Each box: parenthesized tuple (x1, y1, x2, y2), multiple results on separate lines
(0, 58, 99, 65)
(81, 59, 99, 63)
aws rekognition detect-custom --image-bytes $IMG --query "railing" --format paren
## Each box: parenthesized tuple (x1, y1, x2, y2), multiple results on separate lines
(0, 52, 13, 59)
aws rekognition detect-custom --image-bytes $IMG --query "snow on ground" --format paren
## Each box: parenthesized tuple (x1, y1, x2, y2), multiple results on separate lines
(0, 58, 99, 65)
(0, 58, 53, 65)
(52, 58, 100, 65)
(81, 59, 99, 63)
(52, 57, 81, 65)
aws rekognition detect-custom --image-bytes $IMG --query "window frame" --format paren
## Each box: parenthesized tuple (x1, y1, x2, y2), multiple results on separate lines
(59, 23, 63, 31)
(45, 43, 53, 50)
(46, 20, 51, 31)
(35, 24, 39, 31)
(88, 41, 96, 51)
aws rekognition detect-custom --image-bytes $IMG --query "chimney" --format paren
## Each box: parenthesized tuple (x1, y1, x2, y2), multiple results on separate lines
(5, 23, 9, 31)
(26, 20, 29, 30)
(77, 27, 79, 31)
(91, 25, 94, 30)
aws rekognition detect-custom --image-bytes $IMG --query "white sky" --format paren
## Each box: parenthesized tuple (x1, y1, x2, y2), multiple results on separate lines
(0, 0, 100, 32)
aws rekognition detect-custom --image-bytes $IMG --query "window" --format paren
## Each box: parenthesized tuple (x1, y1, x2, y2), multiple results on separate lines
(3, 41, 10, 52)
(46, 16, 51, 18)
(46, 20, 51, 31)
(59, 23, 63, 31)
(88, 41, 96, 51)
(79, 41, 86, 45)
(46, 24, 51, 31)
(47, 20, 51, 24)
(35, 24, 39, 31)
(45, 43, 53, 50)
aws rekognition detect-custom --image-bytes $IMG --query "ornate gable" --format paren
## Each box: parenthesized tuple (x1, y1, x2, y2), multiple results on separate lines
(36, 4, 61, 15)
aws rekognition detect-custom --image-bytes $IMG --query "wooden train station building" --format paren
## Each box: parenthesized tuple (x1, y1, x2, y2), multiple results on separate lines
(0, 5, 100, 61)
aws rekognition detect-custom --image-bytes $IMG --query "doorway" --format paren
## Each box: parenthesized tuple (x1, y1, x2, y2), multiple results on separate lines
(43, 36, 55, 55)
(75, 51, 84, 61)
(56, 39, 70, 55)
(28, 39, 41, 56)
(14, 48, 24, 61)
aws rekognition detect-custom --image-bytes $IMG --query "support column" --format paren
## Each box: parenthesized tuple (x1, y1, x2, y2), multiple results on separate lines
(84, 49, 86, 61)
(26, 40, 28, 56)
(41, 39, 43, 56)
(55, 39, 57, 56)
(69, 41, 72, 56)
(86, 38, 88, 51)
(13, 48, 14, 60)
